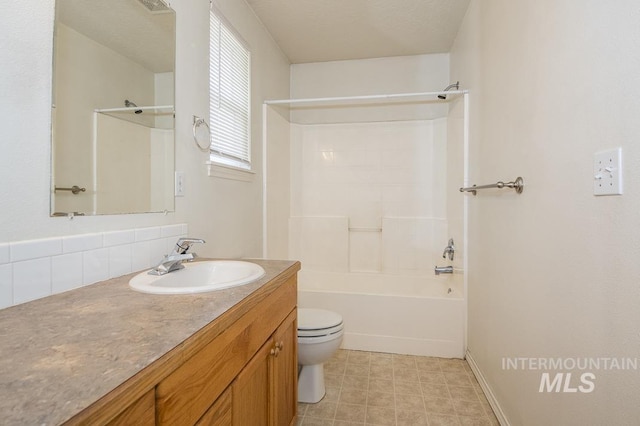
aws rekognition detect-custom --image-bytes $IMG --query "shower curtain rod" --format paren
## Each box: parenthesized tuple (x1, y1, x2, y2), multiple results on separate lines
(94, 105, 174, 113)
(264, 90, 468, 106)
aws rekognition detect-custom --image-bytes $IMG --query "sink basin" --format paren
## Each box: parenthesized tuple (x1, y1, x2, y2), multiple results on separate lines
(129, 260, 266, 294)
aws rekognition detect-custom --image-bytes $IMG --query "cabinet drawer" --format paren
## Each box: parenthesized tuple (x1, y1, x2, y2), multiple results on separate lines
(156, 275, 297, 425)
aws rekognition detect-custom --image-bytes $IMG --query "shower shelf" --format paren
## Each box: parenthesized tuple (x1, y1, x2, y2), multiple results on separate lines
(94, 105, 174, 114)
(348, 227, 382, 232)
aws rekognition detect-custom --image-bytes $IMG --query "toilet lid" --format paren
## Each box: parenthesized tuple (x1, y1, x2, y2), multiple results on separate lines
(298, 308, 343, 331)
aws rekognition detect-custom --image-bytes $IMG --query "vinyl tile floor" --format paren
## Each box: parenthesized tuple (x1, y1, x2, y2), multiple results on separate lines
(296, 349, 500, 426)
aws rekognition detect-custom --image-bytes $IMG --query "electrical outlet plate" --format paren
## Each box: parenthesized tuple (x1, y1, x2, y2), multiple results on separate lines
(175, 171, 185, 197)
(593, 148, 622, 196)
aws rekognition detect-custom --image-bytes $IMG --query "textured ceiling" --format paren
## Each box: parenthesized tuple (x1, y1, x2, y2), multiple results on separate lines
(246, 0, 471, 64)
(57, 0, 175, 73)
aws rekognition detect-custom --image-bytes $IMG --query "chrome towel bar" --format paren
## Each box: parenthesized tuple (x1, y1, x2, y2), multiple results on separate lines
(459, 177, 524, 195)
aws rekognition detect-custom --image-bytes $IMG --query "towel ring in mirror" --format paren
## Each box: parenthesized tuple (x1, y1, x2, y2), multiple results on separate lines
(192, 115, 211, 152)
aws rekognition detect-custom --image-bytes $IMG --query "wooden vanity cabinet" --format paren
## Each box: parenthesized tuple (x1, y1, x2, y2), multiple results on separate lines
(64, 267, 299, 426)
(156, 274, 298, 426)
(105, 389, 155, 426)
(231, 310, 297, 426)
(269, 310, 297, 426)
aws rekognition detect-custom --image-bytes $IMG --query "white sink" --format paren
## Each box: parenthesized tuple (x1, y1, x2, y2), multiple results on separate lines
(129, 260, 266, 295)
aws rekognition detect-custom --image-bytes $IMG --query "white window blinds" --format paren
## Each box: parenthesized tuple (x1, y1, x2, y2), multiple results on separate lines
(209, 9, 251, 169)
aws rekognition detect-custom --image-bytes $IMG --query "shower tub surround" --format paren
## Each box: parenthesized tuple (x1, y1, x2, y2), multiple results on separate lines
(288, 118, 465, 358)
(298, 269, 464, 358)
(0, 224, 188, 309)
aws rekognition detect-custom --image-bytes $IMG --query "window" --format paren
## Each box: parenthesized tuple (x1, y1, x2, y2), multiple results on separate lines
(209, 8, 251, 171)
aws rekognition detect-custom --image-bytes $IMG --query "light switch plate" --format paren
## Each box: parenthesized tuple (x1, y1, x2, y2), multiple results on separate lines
(594, 148, 622, 196)
(175, 172, 185, 197)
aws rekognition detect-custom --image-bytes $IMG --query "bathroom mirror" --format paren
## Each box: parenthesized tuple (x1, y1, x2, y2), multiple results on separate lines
(51, 0, 176, 216)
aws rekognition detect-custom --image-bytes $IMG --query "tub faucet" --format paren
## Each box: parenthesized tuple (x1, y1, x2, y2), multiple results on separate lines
(149, 237, 206, 276)
(434, 266, 454, 276)
(442, 238, 455, 261)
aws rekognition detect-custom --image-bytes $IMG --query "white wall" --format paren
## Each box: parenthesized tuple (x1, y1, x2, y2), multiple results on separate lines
(291, 54, 450, 124)
(0, 0, 289, 260)
(265, 106, 291, 259)
(184, 0, 290, 258)
(451, 1, 640, 424)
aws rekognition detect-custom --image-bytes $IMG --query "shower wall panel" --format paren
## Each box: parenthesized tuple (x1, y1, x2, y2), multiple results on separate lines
(290, 119, 448, 274)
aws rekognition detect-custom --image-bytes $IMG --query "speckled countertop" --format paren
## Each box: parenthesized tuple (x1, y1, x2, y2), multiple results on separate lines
(0, 259, 299, 425)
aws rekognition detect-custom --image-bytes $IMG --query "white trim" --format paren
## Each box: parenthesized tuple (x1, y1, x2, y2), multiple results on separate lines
(92, 112, 98, 214)
(261, 103, 268, 258)
(206, 162, 255, 182)
(264, 90, 468, 106)
(94, 105, 174, 113)
(463, 92, 470, 353)
(466, 349, 510, 426)
(343, 333, 464, 358)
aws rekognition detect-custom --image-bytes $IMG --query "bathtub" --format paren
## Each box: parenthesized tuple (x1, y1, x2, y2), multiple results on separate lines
(297, 270, 465, 358)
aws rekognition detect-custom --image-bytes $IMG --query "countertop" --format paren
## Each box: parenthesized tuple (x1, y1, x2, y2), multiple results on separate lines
(0, 258, 300, 425)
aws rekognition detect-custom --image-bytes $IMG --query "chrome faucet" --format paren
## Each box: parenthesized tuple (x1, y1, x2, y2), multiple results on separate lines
(434, 266, 454, 276)
(149, 237, 206, 276)
(442, 238, 455, 261)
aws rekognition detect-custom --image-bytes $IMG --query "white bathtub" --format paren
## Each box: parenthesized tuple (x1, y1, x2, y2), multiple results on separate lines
(297, 270, 465, 358)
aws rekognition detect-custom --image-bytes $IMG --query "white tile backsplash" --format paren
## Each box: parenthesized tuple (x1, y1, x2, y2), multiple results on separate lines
(132, 241, 152, 272)
(10, 238, 62, 262)
(52, 253, 83, 294)
(161, 224, 183, 238)
(0, 223, 188, 310)
(135, 226, 162, 242)
(0, 243, 9, 265)
(83, 248, 109, 286)
(108, 245, 133, 279)
(0, 264, 12, 309)
(149, 238, 169, 265)
(103, 230, 135, 248)
(62, 233, 103, 254)
(13, 258, 52, 305)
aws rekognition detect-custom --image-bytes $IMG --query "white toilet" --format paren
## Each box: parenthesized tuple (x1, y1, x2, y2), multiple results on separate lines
(297, 308, 344, 403)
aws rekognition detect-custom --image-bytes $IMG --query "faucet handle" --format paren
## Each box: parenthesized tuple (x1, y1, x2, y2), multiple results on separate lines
(175, 237, 206, 254)
(442, 238, 455, 261)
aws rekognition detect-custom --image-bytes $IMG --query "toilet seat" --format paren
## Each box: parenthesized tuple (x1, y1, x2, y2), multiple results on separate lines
(298, 308, 344, 338)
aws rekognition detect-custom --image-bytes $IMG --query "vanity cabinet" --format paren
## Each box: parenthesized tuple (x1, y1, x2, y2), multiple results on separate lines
(4, 260, 300, 426)
(231, 310, 297, 426)
(106, 389, 155, 426)
(155, 274, 297, 426)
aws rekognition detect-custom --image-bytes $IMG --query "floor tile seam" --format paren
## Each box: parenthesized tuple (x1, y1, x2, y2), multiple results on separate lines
(445, 383, 479, 403)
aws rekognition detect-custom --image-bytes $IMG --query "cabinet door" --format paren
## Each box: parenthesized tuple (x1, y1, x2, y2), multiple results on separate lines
(196, 387, 232, 426)
(232, 338, 273, 426)
(270, 310, 298, 426)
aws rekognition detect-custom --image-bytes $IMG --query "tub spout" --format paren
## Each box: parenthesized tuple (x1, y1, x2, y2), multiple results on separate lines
(434, 266, 453, 276)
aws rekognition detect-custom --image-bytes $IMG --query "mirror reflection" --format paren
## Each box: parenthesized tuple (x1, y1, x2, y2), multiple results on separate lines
(51, 0, 176, 216)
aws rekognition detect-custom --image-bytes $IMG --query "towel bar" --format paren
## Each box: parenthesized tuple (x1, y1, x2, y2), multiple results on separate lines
(459, 177, 524, 195)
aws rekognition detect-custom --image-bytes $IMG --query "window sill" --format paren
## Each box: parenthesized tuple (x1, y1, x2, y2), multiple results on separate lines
(206, 161, 255, 182)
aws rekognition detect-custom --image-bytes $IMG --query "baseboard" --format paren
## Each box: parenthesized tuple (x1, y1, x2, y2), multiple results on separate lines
(465, 349, 510, 426)
(342, 332, 465, 359)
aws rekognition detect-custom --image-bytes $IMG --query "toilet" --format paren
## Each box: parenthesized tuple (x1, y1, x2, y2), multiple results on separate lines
(297, 308, 344, 403)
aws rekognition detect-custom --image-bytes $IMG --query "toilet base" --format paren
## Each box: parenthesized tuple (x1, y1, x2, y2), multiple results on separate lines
(298, 363, 326, 403)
